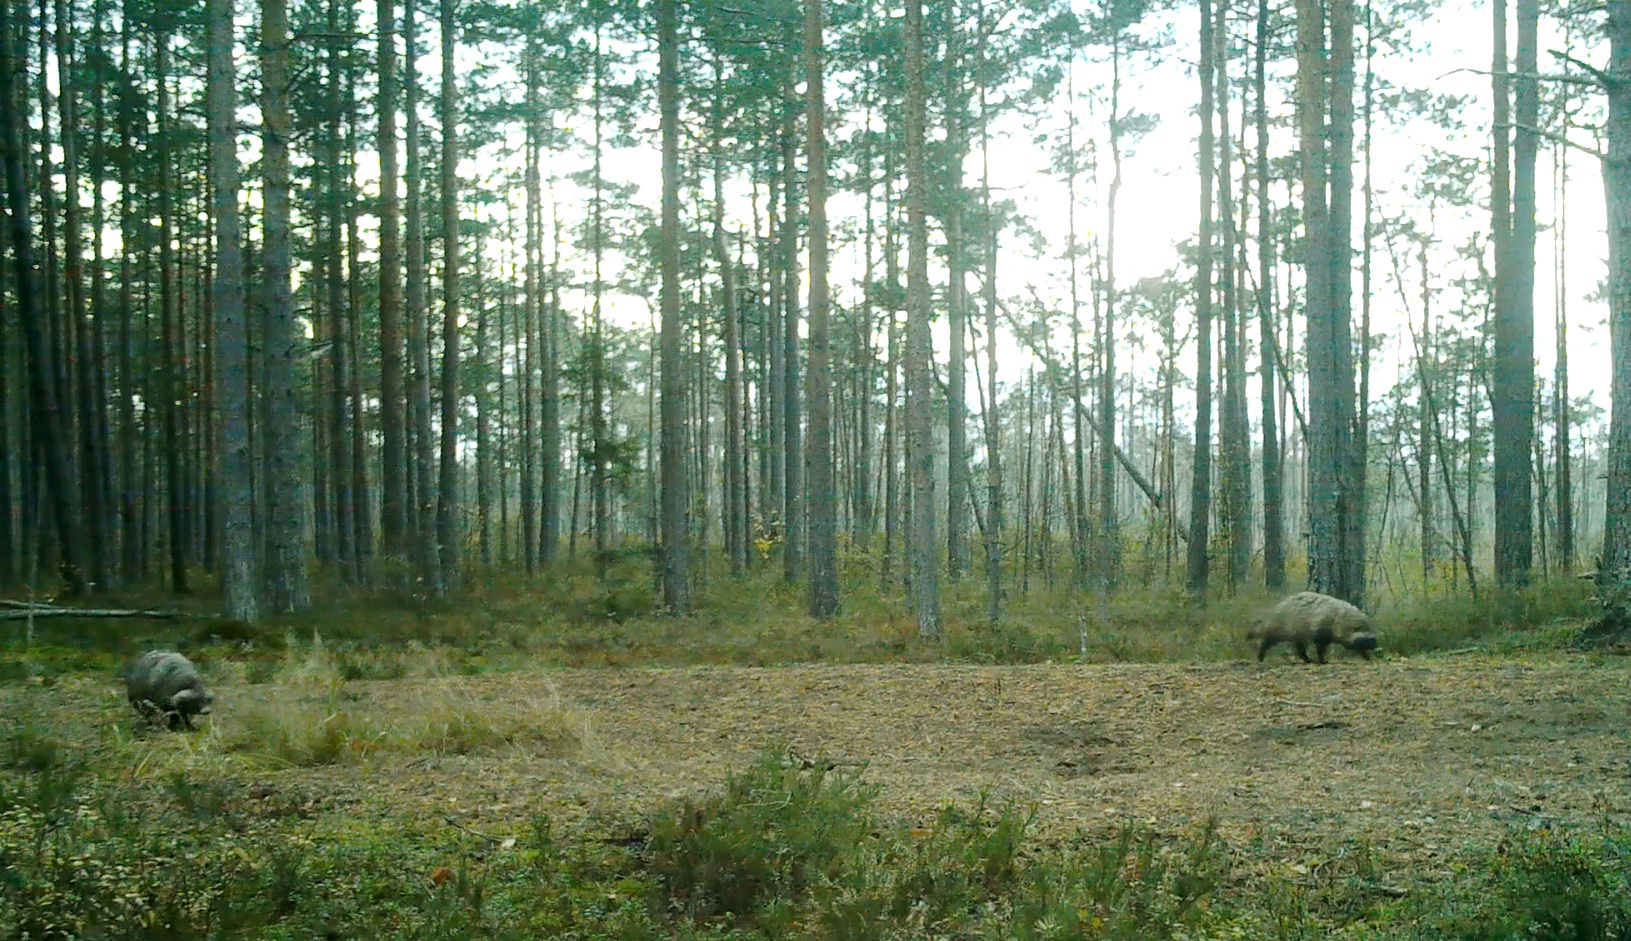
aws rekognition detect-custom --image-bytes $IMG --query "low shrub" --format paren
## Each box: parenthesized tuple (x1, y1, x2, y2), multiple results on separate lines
(647, 751, 878, 922)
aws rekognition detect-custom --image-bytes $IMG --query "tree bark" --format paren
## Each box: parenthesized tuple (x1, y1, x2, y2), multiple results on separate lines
(1600, 0, 1631, 597)
(1256, 0, 1285, 591)
(1300, 0, 1359, 603)
(1217, 4, 1251, 591)
(781, 87, 803, 585)
(945, 6, 969, 582)
(980, 35, 1002, 622)
(117, 2, 136, 583)
(436, 0, 460, 590)
(259, 0, 311, 611)
(713, 62, 745, 575)
(1188, 0, 1216, 597)
(658, 0, 688, 612)
(345, 78, 371, 578)
(1, 0, 83, 594)
(590, 20, 609, 580)
(806, 0, 838, 618)
(1100, 36, 1123, 590)
(325, 4, 353, 574)
(542, 180, 562, 564)
(209, 0, 257, 621)
(476, 229, 491, 568)
(1556, 127, 1574, 573)
(1495, 0, 1538, 585)
(1065, 67, 1088, 588)
(56, 0, 106, 591)
(378, 0, 406, 556)
(1329, 0, 1363, 603)
(156, 28, 187, 593)
(404, 0, 437, 587)
(905, 0, 940, 636)
(521, 40, 540, 573)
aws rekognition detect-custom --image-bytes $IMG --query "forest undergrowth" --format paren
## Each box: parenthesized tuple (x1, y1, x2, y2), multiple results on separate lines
(0, 552, 1601, 682)
(0, 565, 1619, 938)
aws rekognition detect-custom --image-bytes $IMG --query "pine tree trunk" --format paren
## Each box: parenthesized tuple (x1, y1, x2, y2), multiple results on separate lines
(1356, 5, 1375, 592)
(1556, 134, 1574, 573)
(781, 91, 803, 584)
(1600, 0, 1631, 598)
(57, 0, 106, 591)
(1188, 0, 1216, 597)
(259, 0, 311, 611)
(325, 6, 353, 574)
(590, 20, 609, 581)
(1299, 0, 1340, 600)
(882, 160, 899, 584)
(1495, 0, 1538, 585)
(404, 0, 437, 587)
(156, 29, 187, 593)
(713, 63, 744, 575)
(1419, 222, 1436, 582)
(542, 181, 562, 564)
(806, 0, 837, 618)
(979, 23, 1002, 621)
(521, 41, 540, 573)
(904, 0, 939, 637)
(1256, 0, 1285, 591)
(89, 0, 112, 586)
(475, 228, 491, 568)
(37, 0, 73, 580)
(1328, 0, 1363, 603)
(856, 72, 876, 548)
(346, 80, 371, 578)
(1216, 7, 1251, 592)
(435, 0, 460, 590)
(657, 0, 688, 612)
(0, 211, 11, 587)
(1, 0, 83, 594)
(210, 0, 257, 621)
(945, 10, 968, 582)
(1064, 67, 1088, 588)
(1099, 37, 1123, 590)
(117, 3, 137, 583)
(378, 0, 406, 556)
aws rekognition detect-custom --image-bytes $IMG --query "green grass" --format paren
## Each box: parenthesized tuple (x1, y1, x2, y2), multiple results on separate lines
(3, 739, 1629, 940)
(1, 555, 1601, 682)
(217, 639, 591, 768)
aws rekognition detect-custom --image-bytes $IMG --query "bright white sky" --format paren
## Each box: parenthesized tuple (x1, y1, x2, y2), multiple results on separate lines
(287, 0, 1616, 442)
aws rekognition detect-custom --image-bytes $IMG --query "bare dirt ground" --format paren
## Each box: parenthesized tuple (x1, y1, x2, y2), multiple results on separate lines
(28, 655, 1631, 868)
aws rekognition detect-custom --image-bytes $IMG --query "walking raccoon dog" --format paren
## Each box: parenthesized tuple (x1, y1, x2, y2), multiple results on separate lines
(123, 650, 215, 730)
(1247, 591, 1379, 664)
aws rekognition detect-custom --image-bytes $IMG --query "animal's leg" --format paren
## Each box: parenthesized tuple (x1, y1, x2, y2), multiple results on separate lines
(1315, 641, 1330, 664)
(1293, 641, 1312, 663)
(1257, 638, 1277, 661)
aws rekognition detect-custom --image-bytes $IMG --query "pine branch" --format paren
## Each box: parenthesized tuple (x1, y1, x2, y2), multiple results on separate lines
(1502, 121, 1614, 163)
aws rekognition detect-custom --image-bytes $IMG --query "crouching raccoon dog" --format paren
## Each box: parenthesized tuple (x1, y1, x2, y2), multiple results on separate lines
(1247, 591, 1379, 664)
(124, 651, 214, 730)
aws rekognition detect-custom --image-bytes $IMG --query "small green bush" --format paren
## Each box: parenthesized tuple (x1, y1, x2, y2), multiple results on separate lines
(1377, 580, 1594, 656)
(647, 751, 878, 922)
(997, 821, 1227, 941)
(1418, 829, 1631, 941)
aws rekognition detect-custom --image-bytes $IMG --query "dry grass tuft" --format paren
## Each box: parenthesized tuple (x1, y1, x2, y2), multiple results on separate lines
(394, 677, 591, 758)
(218, 636, 590, 767)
